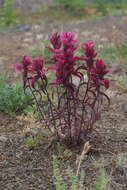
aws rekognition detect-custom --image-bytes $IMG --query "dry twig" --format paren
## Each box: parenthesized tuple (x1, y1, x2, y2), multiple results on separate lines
(76, 141, 91, 177)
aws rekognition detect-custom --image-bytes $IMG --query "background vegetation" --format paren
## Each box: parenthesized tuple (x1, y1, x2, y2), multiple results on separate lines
(0, 0, 18, 26)
(0, 75, 33, 115)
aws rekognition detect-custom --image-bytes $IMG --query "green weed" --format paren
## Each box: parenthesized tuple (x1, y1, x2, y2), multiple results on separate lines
(53, 155, 66, 190)
(27, 48, 43, 58)
(116, 41, 127, 61)
(98, 46, 118, 64)
(98, 41, 127, 65)
(95, 168, 108, 190)
(53, 156, 108, 190)
(0, 75, 33, 115)
(0, 0, 18, 26)
(25, 132, 48, 150)
(117, 75, 127, 91)
(27, 41, 53, 63)
(25, 137, 36, 150)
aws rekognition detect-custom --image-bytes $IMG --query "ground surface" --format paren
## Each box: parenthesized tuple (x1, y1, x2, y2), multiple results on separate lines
(0, 15, 127, 190)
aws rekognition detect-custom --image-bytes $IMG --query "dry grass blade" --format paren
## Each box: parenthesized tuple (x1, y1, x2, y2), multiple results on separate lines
(76, 141, 91, 177)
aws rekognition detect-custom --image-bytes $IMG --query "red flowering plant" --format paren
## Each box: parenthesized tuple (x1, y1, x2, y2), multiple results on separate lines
(16, 32, 110, 148)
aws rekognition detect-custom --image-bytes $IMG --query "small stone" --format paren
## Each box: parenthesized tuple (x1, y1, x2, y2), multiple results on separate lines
(25, 32, 33, 37)
(23, 38, 33, 43)
(32, 25, 40, 31)
(36, 34, 43, 40)
(93, 34, 100, 40)
(112, 25, 116, 30)
(0, 136, 8, 143)
(100, 38, 108, 42)
(124, 109, 127, 113)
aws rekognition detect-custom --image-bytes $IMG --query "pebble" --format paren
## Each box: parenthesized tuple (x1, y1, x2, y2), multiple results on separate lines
(123, 108, 127, 113)
(0, 57, 8, 65)
(32, 25, 40, 31)
(106, 90, 116, 98)
(72, 74, 88, 86)
(25, 32, 33, 37)
(93, 34, 100, 40)
(100, 37, 108, 42)
(23, 38, 33, 43)
(36, 34, 43, 40)
(112, 25, 116, 30)
(0, 136, 8, 143)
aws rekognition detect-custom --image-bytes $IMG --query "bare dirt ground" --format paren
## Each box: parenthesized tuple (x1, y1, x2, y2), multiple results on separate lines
(0, 15, 127, 190)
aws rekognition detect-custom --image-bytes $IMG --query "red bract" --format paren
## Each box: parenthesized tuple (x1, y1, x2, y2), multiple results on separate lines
(83, 41, 97, 70)
(95, 59, 109, 76)
(30, 58, 47, 88)
(15, 64, 23, 72)
(84, 42, 97, 58)
(49, 32, 61, 49)
(22, 56, 31, 87)
(16, 56, 46, 88)
(60, 32, 77, 47)
(91, 59, 110, 89)
(31, 58, 45, 75)
(48, 32, 83, 87)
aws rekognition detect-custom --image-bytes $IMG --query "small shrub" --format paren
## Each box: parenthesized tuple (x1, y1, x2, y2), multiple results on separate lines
(0, 0, 18, 26)
(16, 32, 110, 148)
(0, 75, 33, 115)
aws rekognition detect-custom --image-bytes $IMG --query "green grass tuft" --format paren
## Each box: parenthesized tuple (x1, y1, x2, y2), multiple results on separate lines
(0, 75, 33, 115)
(25, 132, 47, 150)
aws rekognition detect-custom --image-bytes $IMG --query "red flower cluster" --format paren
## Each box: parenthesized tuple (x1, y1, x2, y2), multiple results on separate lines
(15, 56, 46, 88)
(48, 32, 83, 86)
(91, 59, 110, 89)
(16, 32, 110, 90)
(83, 41, 97, 69)
(49, 32, 61, 49)
(81, 41, 109, 89)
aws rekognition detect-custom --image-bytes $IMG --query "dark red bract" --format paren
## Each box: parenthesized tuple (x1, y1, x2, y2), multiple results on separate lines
(48, 32, 84, 89)
(91, 59, 110, 89)
(49, 32, 62, 49)
(82, 41, 97, 70)
(16, 56, 46, 88)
